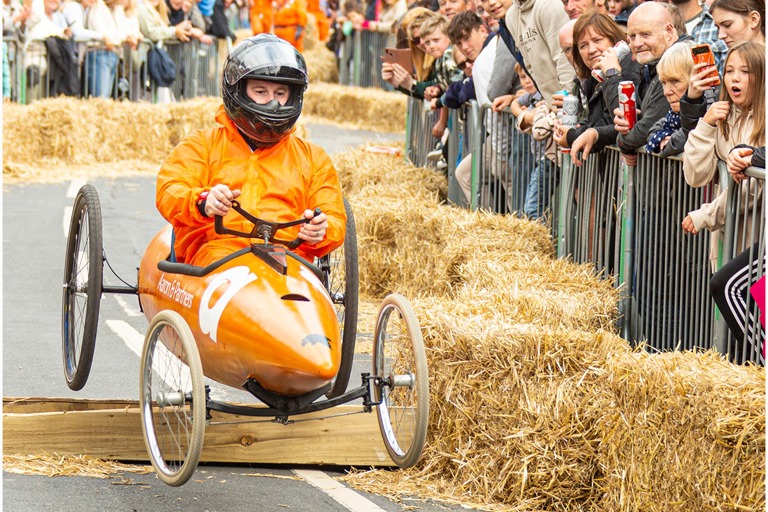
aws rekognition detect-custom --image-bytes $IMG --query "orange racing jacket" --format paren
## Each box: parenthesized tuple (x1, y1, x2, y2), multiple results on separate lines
(156, 105, 346, 267)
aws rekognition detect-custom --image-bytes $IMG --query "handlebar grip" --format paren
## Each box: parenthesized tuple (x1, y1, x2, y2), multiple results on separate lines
(287, 208, 323, 249)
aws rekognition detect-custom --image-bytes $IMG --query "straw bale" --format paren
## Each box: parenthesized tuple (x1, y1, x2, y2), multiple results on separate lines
(305, 45, 340, 84)
(3, 97, 222, 166)
(329, 145, 764, 512)
(303, 83, 407, 132)
(304, 13, 319, 51)
(2, 97, 309, 178)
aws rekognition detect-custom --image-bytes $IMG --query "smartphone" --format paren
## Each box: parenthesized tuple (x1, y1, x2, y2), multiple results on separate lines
(381, 48, 414, 74)
(691, 44, 721, 86)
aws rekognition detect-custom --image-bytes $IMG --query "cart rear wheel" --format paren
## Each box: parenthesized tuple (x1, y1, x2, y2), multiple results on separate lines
(61, 184, 103, 391)
(140, 310, 205, 487)
(326, 198, 359, 398)
(373, 294, 429, 468)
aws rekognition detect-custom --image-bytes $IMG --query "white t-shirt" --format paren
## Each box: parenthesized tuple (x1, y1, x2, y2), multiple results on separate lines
(472, 34, 497, 107)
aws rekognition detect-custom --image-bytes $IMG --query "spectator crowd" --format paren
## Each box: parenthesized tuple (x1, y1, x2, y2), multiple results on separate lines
(2, 0, 764, 353)
(334, 0, 764, 357)
(1, 0, 338, 100)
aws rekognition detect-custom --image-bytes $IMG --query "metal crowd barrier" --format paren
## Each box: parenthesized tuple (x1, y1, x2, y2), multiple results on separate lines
(445, 107, 467, 206)
(6, 36, 225, 104)
(18, 39, 149, 103)
(404, 96, 439, 171)
(404, 97, 765, 365)
(467, 102, 561, 225)
(557, 148, 622, 278)
(338, 30, 393, 90)
(163, 38, 222, 101)
(3, 36, 23, 102)
(717, 163, 765, 364)
(617, 152, 719, 352)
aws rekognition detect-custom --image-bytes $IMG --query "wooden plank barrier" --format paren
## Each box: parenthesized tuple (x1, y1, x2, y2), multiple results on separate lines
(3, 397, 395, 467)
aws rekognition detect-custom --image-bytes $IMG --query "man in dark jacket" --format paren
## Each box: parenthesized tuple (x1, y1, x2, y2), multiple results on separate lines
(612, 1, 678, 165)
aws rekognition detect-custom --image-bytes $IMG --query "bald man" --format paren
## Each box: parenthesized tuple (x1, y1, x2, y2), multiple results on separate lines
(612, 1, 678, 163)
(558, 18, 577, 68)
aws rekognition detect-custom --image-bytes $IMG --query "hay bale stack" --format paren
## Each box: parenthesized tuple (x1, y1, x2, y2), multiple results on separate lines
(304, 83, 406, 132)
(2, 97, 311, 170)
(332, 147, 765, 511)
(3, 97, 222, 165)
(305, 45, 340, 84)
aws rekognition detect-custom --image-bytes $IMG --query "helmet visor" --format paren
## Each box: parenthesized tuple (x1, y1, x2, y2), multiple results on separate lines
(223, 38, 307, 87)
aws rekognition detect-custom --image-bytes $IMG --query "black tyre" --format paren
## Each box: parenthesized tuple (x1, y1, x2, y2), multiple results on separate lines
(325, 198, 359, 398)
(140, 310, 206, 487)
(373, 294, 429, 468)
(61, 184, 103, 391)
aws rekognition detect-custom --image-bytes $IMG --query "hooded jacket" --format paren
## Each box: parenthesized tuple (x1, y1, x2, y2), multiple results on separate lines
(504, 0, 574, 107)
(683, 106, 762, 271)
(157, 105, 346, 267)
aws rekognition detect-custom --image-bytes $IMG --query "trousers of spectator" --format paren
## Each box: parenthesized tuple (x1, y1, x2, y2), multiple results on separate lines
(710, 242, 766, 358)
(85, 49, 118, 99)
(524, 157, 557, 220)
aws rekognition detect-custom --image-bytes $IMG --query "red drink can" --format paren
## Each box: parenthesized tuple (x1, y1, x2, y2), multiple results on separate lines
(618, 81, 636, 130)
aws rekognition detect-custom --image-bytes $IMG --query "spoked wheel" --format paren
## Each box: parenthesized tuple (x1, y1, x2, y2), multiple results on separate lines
(61, 184, 103, 391)
(325, 198, 359, 398)
(373, 294, 429, 468)
(140, 310, 206, 487)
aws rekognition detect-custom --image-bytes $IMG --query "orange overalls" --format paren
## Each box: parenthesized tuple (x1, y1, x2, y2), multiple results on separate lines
(306, 0, 330, 42)
(156, 105, 346, 267)
(250, 0, 309, 52)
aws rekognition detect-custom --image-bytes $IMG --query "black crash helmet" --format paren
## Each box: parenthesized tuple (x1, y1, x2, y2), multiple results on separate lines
(221, 34, 308, 145)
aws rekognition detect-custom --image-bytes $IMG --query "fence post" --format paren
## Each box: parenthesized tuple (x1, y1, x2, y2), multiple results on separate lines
(446, 108, 464, 205)
(468, 101, 482, 211)
(352, 31, 362, 87)
(712, 161, 736, 353)
(617, 157, 636, 340)
(557, 152, 574, 258)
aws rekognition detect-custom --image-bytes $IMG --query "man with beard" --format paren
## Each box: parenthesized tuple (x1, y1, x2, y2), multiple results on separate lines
(669, 0, 727, 71)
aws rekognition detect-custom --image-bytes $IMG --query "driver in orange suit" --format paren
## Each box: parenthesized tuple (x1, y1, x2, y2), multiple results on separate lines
(156, 34, 346, 267)
(250, 0, 309, 51)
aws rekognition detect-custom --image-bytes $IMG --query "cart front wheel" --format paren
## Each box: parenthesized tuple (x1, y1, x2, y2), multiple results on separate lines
(140, 310, 206, 487)
(61, 184, 103, 391)
(372, 294, 429, 468)
(326, 198, 359, 398)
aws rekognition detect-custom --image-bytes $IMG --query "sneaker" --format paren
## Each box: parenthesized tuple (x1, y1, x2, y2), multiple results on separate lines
(427, 142, 444, 162)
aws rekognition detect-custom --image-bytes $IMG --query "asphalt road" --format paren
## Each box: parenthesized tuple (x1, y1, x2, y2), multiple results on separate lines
(2, 124, 472, 512)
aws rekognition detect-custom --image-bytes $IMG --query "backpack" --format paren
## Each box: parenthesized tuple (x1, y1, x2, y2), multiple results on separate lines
(147, 43, 176, 87)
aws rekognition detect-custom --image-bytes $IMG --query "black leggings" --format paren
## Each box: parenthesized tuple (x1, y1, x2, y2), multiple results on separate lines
(710, 243, 765, 362)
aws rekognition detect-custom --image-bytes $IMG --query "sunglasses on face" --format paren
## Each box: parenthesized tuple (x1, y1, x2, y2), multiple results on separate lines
(457, 59, 473, 71)
(411, 36, 421, 45)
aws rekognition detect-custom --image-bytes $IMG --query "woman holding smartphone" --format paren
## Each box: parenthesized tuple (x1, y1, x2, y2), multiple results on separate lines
(680, 0, 764, 130)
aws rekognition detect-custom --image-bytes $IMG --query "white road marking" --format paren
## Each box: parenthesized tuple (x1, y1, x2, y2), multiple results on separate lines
(63, 179, 86, 236)
(293, 469, 387, 512)
(106, 319, 144, 358)
(63, 206, 72, 238)
(115, 295, 143, 317)
(66, 179, 87, 198)
(106, 319, 191, 386)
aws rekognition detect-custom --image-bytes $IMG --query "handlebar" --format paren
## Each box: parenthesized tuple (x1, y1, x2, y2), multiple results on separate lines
(214, 201, 321, 250)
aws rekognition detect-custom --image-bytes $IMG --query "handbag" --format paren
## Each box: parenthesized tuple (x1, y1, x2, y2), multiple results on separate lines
(147, 43, 176, 87)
